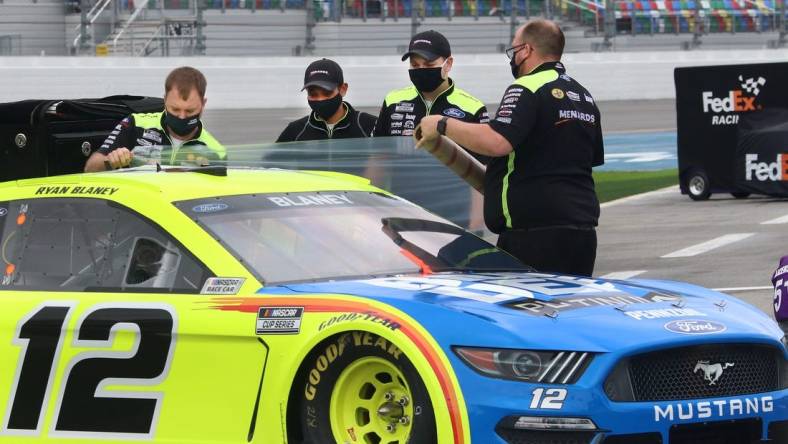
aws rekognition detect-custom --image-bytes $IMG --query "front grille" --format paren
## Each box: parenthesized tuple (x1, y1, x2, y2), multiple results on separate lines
(602, 433, 662, 443)
(495, 429, 596, 444)
(605, 344, 780, 402)
(769, 420, 788, 442)
(669, 418, 761, 444)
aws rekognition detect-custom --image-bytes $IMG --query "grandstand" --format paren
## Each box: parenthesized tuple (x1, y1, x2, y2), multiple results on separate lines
(0, 0, 784, 56)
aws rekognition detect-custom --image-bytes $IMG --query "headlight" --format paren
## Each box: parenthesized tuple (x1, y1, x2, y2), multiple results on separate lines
(454, 347, 593, 384)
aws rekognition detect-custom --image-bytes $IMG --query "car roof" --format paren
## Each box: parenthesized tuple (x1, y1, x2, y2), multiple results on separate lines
(0, 167, 376, 202)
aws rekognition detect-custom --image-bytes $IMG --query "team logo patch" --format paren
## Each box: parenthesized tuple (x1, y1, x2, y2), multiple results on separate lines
(391, 113, 404, 121)
(664, 319, 727, 335)
(192, 203, 229, 213)
(200, 277, 245, 295)
(404, 120, 415, 129)
(443, 108, 466, 119)
(584, 93, 595, 104)
(395, 103, 415, 112)
(551, 88, 565, 99)
(256, 307, 304, 334)
(142, 130, 163, 143)
(566, 91, 581, 102)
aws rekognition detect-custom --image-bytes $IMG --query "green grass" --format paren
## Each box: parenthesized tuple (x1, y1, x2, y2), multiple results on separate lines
(594, 169, 678, 203)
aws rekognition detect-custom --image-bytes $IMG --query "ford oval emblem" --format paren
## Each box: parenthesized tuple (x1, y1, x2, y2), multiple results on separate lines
(443, 108, 466, 119)
(192, 203, 229, 213)
(664, 319, 727, 335)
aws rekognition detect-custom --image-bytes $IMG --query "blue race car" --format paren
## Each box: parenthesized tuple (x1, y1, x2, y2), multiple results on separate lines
(1, 166, 784, 444)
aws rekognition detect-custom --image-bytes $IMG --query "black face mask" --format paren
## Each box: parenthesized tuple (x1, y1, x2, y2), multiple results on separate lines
(409, 67, 445, 93)
(308, 94, 343, 121)
(510, 56, 523, 79)
(165, 112, 200, 138)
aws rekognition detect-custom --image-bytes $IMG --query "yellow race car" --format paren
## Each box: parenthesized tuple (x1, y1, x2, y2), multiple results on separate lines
(0, 165, 786, 444)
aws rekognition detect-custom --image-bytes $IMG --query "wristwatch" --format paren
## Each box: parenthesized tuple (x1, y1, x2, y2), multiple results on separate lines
(437, 116, 449, 136)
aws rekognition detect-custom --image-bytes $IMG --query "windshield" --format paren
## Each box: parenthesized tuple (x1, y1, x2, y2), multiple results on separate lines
(129, 138, 484, 229)
(175, 191, 527, 285)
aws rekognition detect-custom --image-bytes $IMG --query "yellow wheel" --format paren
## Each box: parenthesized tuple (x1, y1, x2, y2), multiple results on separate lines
(295, 332, 436, 443)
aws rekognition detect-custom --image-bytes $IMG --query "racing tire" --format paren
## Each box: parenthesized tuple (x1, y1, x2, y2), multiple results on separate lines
(731, 191, 751, 199)
(686, 170, 711, 201)
(297, 332, 437, 444)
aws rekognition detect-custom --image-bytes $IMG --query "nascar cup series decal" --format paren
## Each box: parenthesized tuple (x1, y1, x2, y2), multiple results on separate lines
(256, 306, 304, 334)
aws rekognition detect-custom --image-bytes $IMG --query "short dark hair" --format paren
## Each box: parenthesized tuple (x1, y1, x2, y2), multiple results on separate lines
(520, 20, 565, 59)
(165, 66, 207, 100)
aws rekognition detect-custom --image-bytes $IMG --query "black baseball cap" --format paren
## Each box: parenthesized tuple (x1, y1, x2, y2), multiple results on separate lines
(401, 30, 451, 62)
(301, 58, 344, 91)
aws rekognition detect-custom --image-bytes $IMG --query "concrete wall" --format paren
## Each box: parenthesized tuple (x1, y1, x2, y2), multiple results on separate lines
(0, 50, 787, 108)
(0, 0, 67, 56)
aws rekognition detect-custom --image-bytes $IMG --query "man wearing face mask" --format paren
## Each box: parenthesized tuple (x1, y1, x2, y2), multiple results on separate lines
(85, 66, 225, 172)
(277, 58, 377, 142)
(373, 30, 489, 144)
(415, 20, 604, 277)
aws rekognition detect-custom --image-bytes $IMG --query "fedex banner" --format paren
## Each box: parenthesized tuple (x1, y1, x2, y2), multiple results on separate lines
(735, 108, 788, 195)
(675, 62, 788, 194)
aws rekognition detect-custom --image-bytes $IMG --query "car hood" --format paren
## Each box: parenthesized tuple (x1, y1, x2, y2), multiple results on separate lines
(264, 272, 784, 353)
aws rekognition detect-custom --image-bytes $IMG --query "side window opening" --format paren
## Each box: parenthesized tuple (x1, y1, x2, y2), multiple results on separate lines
(0, 198, 210, 293)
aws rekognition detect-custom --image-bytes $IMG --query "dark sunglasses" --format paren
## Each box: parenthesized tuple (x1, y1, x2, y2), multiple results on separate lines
(505, 43, 528, 60)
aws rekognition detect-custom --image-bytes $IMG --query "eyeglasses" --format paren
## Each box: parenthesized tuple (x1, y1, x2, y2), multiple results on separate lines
(505, 43, 527, 60)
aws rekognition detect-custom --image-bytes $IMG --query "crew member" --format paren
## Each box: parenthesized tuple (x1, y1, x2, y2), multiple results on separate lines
(374, 30, 489, 143)
(85, 66, 224, 172)
(416, 20, 604, 276)
(277, 58, 376, 142)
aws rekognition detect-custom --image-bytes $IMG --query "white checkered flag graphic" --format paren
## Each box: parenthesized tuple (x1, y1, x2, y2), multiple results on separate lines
(739, 75, 766, 96)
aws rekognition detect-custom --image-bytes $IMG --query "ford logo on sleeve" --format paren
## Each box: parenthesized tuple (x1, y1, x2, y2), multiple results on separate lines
(443, 108, 466, 119)
(192, 203, 229, 213)
(664, 319, 727, 335)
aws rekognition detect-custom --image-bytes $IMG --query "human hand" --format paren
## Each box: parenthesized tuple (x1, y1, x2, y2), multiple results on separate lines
(105, 147, 133, 170)
(414, 115, 442, 149)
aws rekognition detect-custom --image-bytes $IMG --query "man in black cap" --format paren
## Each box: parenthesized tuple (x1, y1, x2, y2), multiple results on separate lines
(415, 20, 604, 277)
(277, 58, 377, 142)
(373, 30, 489, 142)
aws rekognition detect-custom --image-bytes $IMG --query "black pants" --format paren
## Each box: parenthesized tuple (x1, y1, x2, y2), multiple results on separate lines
(497, 226, 597, 277)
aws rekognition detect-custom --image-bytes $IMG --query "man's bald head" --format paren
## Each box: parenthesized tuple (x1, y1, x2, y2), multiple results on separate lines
(516, 19, 564, 59)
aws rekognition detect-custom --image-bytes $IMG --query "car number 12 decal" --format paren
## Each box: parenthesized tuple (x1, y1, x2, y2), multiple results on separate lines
(529, 388, 567, 410)
(1, 303, 176, 439)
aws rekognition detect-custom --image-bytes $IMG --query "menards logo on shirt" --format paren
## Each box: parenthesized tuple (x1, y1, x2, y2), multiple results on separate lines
(701, 75, 766, 126)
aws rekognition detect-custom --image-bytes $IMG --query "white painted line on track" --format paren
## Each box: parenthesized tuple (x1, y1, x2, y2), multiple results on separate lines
(661, 233, 755, 258)
(600, 270, 647, 280)
(712, 286, 773, 292)
(600, 185, 679, 209)
(761, 214, 788, 225)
